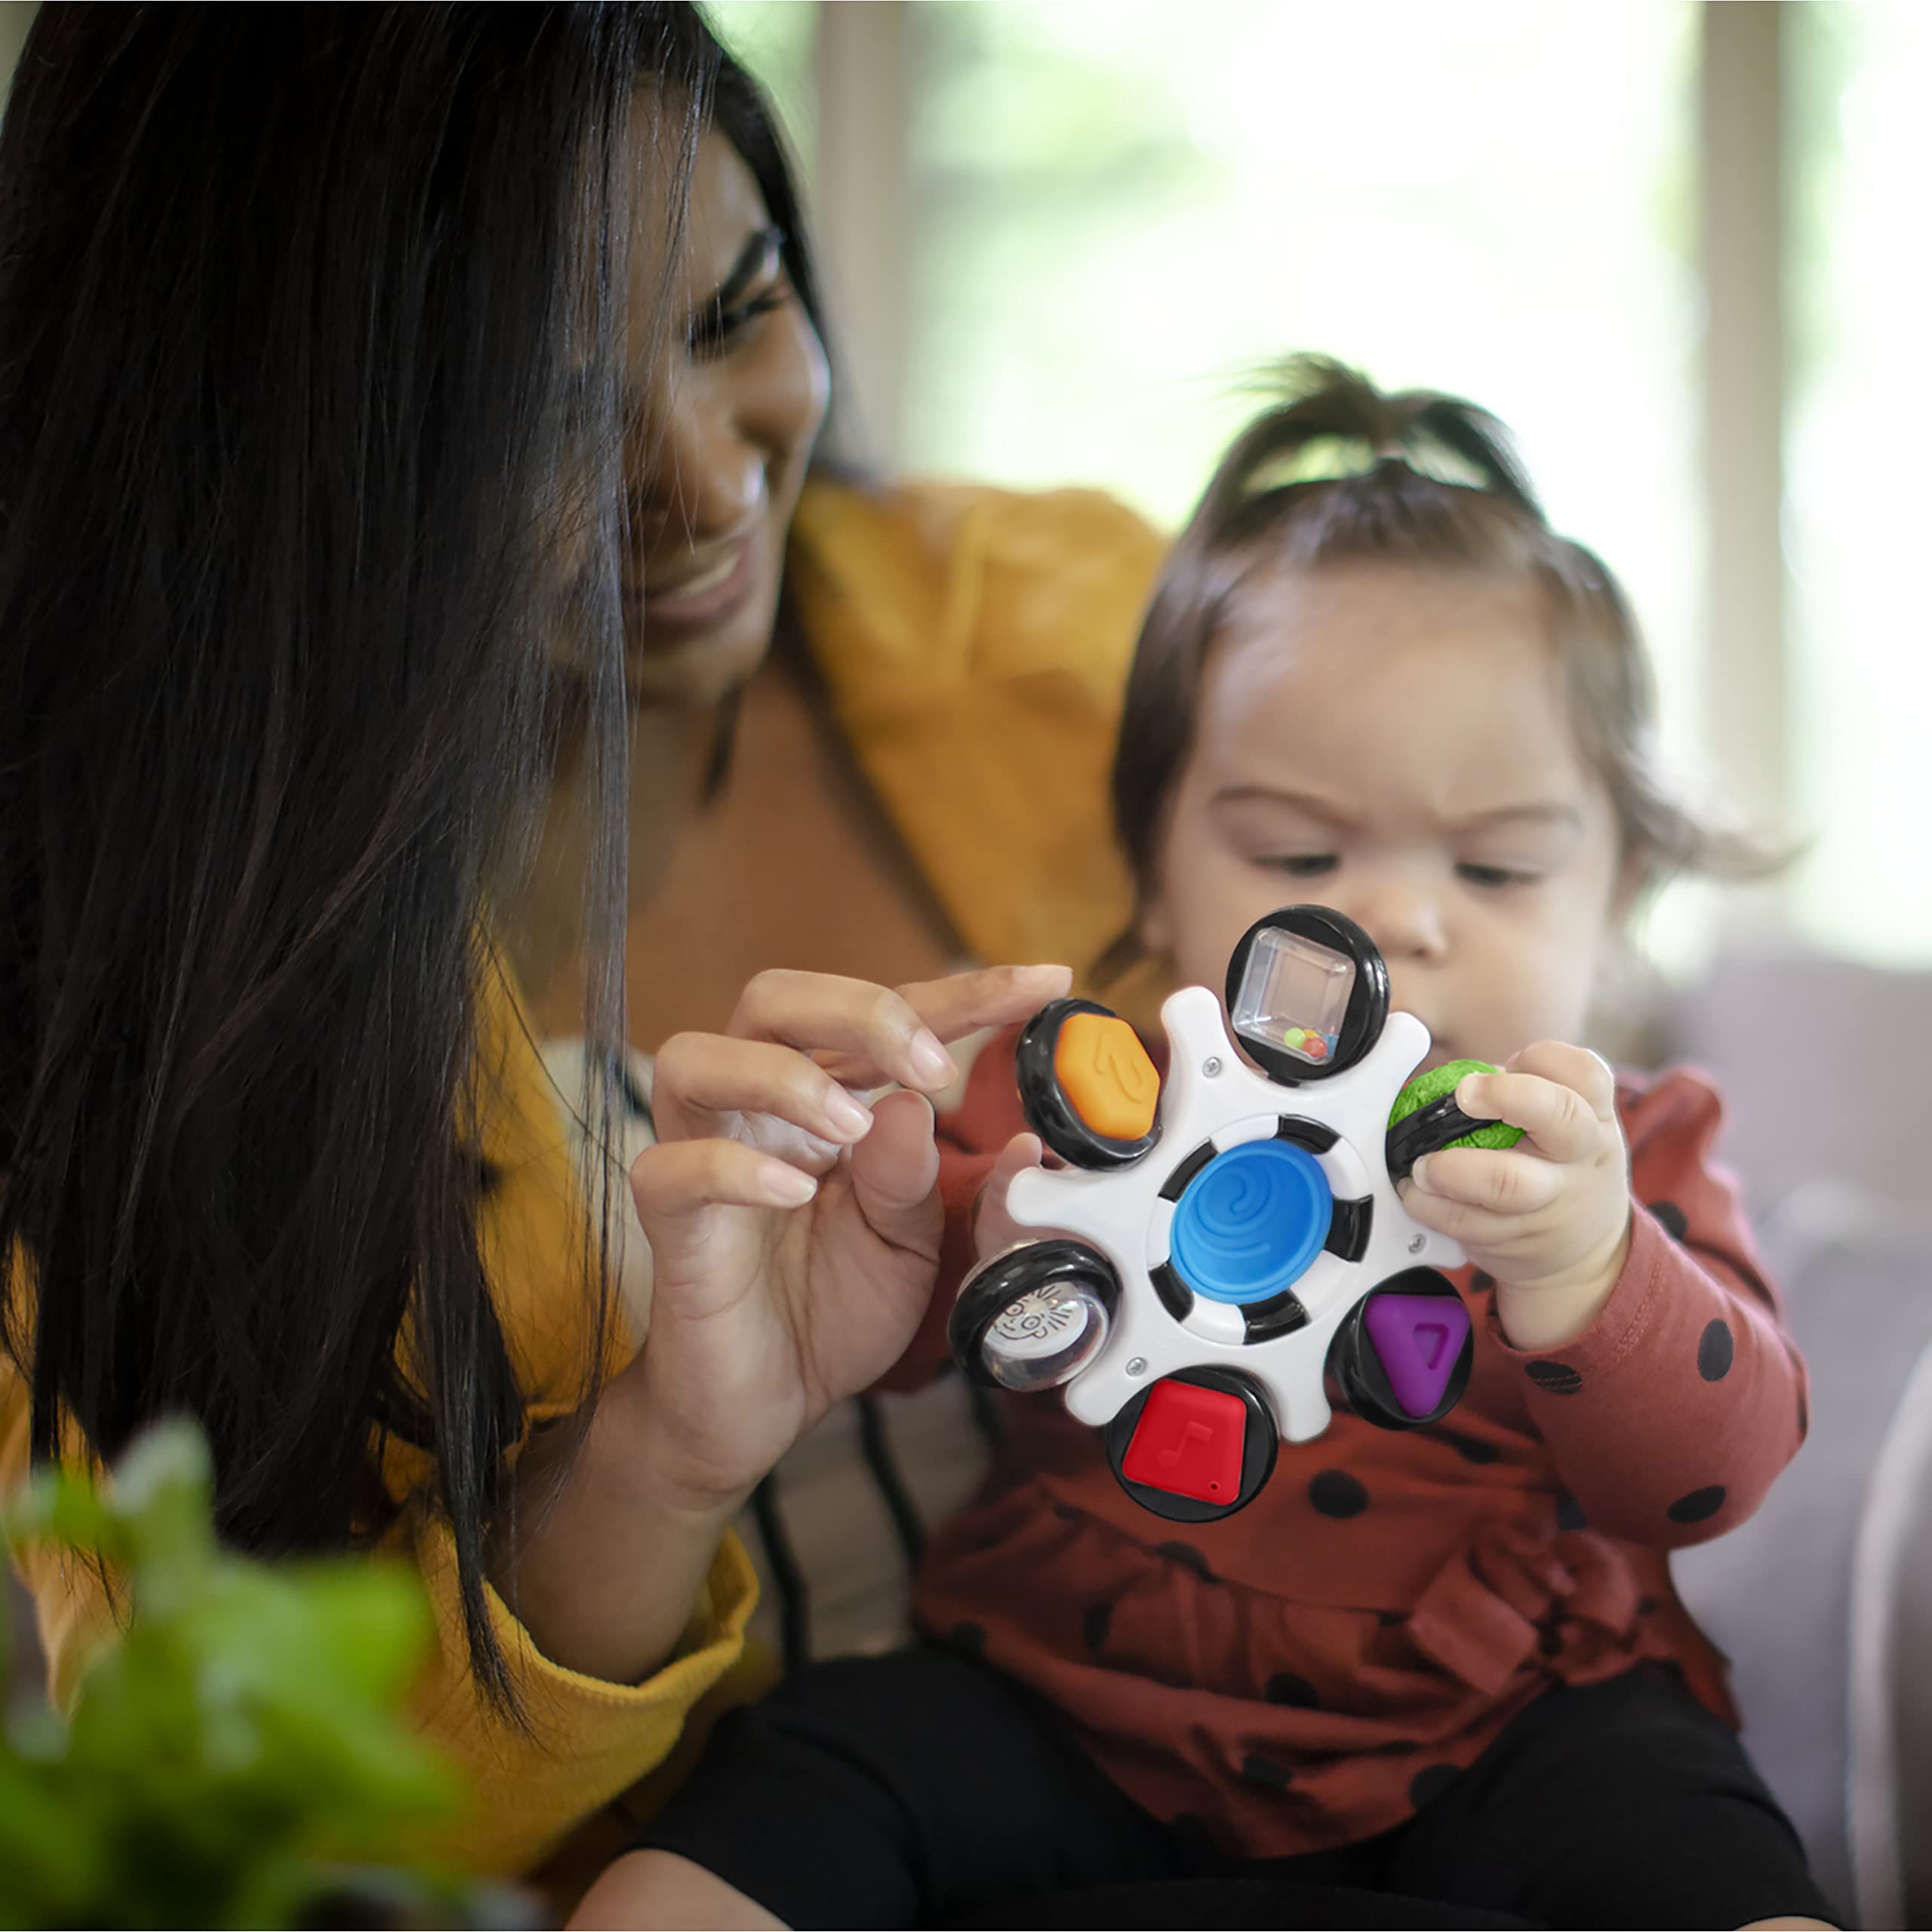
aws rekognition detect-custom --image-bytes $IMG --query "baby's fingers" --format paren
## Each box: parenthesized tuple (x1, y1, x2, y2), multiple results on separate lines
(1455, 1059, 1607, 1164)
(974, 1132, 1046, 1260)
(1408, 1146, 1564, 1218)
(1509, 1040, 1616, 1109)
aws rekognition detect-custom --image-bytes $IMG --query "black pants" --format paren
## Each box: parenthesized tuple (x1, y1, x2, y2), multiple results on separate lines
(635, 1647, 1837, 1930)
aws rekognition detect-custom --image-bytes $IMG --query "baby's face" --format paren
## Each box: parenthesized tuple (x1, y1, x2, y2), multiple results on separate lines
(1141, 561, 1628, 1072)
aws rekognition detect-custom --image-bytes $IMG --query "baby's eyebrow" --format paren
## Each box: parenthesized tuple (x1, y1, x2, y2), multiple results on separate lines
(1451, 802, 1584, 834)
(1209, 783, 1351, 823)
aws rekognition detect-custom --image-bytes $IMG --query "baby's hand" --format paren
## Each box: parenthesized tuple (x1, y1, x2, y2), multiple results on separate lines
(1399, 1041, 1633, 1352)
(973, 1132, 1047, 1263)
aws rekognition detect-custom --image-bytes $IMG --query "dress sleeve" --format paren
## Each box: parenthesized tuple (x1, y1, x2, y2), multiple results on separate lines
(1488, 1067, 1809, 1547)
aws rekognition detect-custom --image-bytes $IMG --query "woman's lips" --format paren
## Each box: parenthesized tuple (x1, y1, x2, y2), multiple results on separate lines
(628, 534, 758, 638)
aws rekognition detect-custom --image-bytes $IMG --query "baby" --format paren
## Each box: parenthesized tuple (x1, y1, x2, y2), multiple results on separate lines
(586, 360, 1834, 1931)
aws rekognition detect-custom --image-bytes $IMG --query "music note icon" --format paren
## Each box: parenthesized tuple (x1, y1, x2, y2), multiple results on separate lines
(1120, 1380, 1247, 1503)
(1158, 1420, 1214, 1472)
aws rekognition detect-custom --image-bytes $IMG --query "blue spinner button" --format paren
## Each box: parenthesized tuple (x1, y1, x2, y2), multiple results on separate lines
(1169, 1139, 1333, 1305)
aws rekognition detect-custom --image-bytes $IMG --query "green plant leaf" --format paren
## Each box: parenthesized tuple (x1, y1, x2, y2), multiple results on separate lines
(0, 1422, 487, 1927)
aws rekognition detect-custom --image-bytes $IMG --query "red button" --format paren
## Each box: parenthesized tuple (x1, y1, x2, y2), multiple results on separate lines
(1120, 1380, 1247, 1503)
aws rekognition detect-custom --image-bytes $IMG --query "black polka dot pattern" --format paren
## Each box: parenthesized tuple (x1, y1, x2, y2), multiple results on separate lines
(946, 1621, 987, 1660)
(1241, 1754, 1294, 1789)
(1265, 1672, 1320, 1709)
(1309, 1470, 1369, 1518)
(1469, 1271, 1497, 1297)
(1667, 1484, 1727, 1525)
(1555, 1493, 1589, 1533)
(1082, 1601, 1112, 1652)
(1697, 1318, 1734, 1382)
(1524, 1361, 1583, 1395)
(1410, 1763, 1460, 1810)
(1649, 1199, 1690, 1241)
(1638, 1595, 1659, 1615)
(1155, 1540, 1217, 1582)
(1377, 1610, 1407, 1629)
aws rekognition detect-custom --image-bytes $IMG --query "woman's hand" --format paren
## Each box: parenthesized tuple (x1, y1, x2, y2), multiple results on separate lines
(494, 961, 1069, 1687)
(620, 963, 1072, 1514)
(1398, 1041, 1633, 1352)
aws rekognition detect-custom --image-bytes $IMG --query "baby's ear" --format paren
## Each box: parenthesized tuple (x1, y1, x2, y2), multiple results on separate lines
(1608, 848, 1648, 926)
(1137, 888, 1175, 959)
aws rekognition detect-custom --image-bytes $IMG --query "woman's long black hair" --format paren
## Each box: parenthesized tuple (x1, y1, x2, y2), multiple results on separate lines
(0, 4, 727, 1709)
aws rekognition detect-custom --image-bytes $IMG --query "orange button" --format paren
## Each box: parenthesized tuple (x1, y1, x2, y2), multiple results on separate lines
(1054, 1012, 1158, 1142)
(1121, 1380, 1247, 1503)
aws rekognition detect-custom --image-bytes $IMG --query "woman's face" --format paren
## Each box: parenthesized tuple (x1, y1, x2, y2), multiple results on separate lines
(619, 128, 829, 706)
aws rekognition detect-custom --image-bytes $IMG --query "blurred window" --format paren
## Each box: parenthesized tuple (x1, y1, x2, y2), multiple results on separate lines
(712, 2, 1930, 971)
(1786, 3, 1932, 965)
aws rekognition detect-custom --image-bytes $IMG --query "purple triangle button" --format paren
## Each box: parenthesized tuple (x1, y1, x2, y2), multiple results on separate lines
(1362, 1292, 1470, 1417)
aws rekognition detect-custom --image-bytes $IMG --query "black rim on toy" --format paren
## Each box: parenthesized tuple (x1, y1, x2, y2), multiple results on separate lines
(1103, 1366, 1279, 1521)
(1327, 1269, 1474, 1431)
(1224, 906, 1390, 1088)
(1014, 997, 1161, 1168)
(949, 1238, 1122, 1389)
(1387, 1091, 1499, 1184)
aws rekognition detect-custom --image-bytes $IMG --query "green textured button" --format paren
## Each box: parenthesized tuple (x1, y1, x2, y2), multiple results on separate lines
(1389, 1058, 1525, 1153)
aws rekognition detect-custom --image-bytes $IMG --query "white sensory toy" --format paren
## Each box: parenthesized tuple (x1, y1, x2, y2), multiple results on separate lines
(949, 906, 1512, 1519)
(1005, 984, 1463, 1442)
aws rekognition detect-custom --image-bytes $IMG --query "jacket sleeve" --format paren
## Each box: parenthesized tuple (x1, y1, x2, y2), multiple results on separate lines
(1489, 1066, 1809, 1548)
(1, 1348, 760, 1882)
(789, 477, 1168, 1020)
(397, 1511, 758, 1877)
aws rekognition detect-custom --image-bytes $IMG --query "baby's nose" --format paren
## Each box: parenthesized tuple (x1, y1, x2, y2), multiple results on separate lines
(1346, 881, 1448, 965)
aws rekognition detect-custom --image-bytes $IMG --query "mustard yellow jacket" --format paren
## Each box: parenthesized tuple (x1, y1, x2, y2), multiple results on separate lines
(0, 474, 1164, 1878)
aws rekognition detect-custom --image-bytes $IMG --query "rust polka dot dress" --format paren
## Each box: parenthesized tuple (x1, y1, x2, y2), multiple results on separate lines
(881, 1028, 1810, 1860)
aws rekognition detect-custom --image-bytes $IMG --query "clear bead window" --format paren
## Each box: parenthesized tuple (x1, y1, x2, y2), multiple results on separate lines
(1230, 926, 1354, 1067)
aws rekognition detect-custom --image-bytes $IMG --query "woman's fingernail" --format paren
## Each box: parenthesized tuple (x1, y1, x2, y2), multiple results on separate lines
(826, 1090, 873, 1140)
(909, 1030, 957, 1085)
(1409, 1156, 1434, 1192)
(761, 1162, 817, 1207)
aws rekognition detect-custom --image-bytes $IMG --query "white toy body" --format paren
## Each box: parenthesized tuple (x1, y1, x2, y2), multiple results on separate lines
(1005, 985, 1465, 1443)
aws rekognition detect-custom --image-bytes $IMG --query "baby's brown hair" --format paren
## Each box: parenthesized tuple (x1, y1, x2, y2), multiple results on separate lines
(1107, 358, 1774, 968)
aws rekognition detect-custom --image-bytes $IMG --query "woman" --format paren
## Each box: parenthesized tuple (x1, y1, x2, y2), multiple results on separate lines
(506, 2, 1177, 1717)
(508, 20, 1168, 1048)
(0, 2, 1077, 1883)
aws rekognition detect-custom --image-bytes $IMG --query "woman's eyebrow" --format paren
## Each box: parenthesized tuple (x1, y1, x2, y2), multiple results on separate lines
(701, 225, 783, 314)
